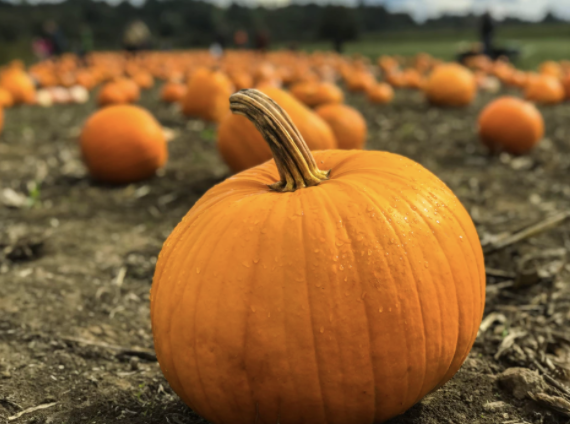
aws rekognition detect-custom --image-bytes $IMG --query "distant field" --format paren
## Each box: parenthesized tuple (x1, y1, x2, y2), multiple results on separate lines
(294, 24, 570, 70)
(1, 23, 570, 69)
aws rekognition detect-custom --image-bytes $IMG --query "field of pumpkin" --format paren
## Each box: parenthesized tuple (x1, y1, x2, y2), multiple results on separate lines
(1, 50, 570, 424)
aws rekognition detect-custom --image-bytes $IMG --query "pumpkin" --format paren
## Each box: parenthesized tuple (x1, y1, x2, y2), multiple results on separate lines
(315, 103, 367, 150)
(290, 81, 344, 108)
(133, 71, 154, 89)
(161, 82, 187, 103)
(478, 96, 544, 155)
(80, 105, 167, 183)
(229, 71, 254, 91)
(524, 75, 564, 105)
(116, 78, 141, 103)
(0, 67, 36, 105)
(0, 87, 14, 108)
(0, 107, 3, 135)
(424, 63, 476, 107)
(367, 83, 394, 104)
(345, 70, 376, 92)
(539, 61, 562, 79)
(97, 82, 129, 107)
(217, 86, 336, 173)
(562, 74, 570, 100)
(182, 67, 234, 122)
(151, 89, 486, 424)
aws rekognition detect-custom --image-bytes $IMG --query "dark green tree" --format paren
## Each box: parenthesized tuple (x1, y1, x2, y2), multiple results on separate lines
(319, 5, 358, 53)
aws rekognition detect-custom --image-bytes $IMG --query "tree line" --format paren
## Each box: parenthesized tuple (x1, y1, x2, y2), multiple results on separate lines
(0, 0, 565, 53)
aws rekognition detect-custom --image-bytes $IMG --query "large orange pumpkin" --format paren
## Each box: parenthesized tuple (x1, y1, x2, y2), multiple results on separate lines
(182, 67, 234, 122)
(80, 105, 168, 183)
(524, 75, 564, 105)
(151, 89, 486, 424)
(0, 67, 36, 105)
(217, 86, 336, 173)
(316, 103, 367, 150)
(424, 63, 476, 107)
(478, 96, 544, 155)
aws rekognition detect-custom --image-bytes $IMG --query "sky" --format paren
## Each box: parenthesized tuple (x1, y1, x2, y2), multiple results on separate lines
(5, 0, 570, 21)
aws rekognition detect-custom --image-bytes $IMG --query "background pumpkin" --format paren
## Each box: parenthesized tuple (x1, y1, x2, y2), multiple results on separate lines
(0, 67, 36, 105)
(478, 96, 544, 155)
(97, 82, 128, 107)
(367, 82, 394, 104)
(524, 75, 565, 105)
(217, 86, 337, 173)
(316, 103, 367, 150)
(160, 82, 186, 103)
(424, 63, 476, 107)
(181, 67, 234, 122)
(152, 89, 486, 424)
(80, 105, 167, 183)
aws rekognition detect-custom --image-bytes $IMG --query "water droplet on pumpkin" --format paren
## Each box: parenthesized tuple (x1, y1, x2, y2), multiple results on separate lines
(320, 326, 324, 334)
(339, 264, 344, 271)
(314, 249, 320, 253)
(253, 258, 259, 264)
(379, 307, 383, 313)
(459, 235, 464, 241)
(196, 268, 200, 274)
(251, 306, 256, 313)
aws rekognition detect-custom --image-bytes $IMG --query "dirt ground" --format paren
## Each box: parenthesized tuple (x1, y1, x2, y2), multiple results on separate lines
(1, 85, 570, 424)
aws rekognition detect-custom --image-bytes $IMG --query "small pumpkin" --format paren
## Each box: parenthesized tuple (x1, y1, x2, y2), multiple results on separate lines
(424, 63, 476, 107)
(80, 105, 167, 183)
(217, 86, 336, 173)
(116, 78, 141, 103)
(478, 96, 544, 155)
(290, 81, 344, 108)
(524, 75, 564, 105)
(97, 82, 129, 107)
(0, 67, 36, 105)
(133, 71, 154, 90)
(315, 103, 367, 150)
(182, 67, 234, 122)
(151, 89, 486, 424)
(0, 87, 14, 108)
(367, 83, 394, 104)
(160, 82, 186, 103)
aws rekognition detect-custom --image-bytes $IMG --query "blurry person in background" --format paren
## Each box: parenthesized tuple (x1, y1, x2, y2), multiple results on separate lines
(32, 37, 52, 61)
(480, 11, 495, 57)
(43, 20, 67, 58)
(123, 20, 152, 55)
(234, 29, 248, 49)
(79, 24, 94, 66)
(254, 29, 269, 54)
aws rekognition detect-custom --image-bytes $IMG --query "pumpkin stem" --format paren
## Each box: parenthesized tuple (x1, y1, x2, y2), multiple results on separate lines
(229, 89, 330, 192)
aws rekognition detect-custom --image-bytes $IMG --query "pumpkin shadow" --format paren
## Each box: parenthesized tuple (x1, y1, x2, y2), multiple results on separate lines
(386, 402, 426, 423)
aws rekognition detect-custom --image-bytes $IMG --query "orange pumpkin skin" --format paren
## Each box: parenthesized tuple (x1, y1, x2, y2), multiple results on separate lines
(290, 82, 344, 108)
(97, 82, 129, 107)
(116, 78, 141, 103)
(217, 87, 337, 173)
(133, 72, 154, 89)
(182, 68, 234, 122)
(367, 83, 394, 104)
(80, 105, 167, 184)
(151, 151, 486, 424)
(0, 68, 36, 105)
(524, 75, 565, 105)
(0, 87, 14, 108)
(160, 82, 186, 103)
(478, 96, 544, 155)
(424, 63, 476, 107)
(316, 103, 367, 150)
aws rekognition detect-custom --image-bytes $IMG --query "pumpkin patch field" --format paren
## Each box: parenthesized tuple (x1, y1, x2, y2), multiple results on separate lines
(1, 51, 570, 424)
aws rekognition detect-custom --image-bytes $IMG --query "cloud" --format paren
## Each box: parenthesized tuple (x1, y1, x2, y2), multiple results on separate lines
(383, 0, 562, 22)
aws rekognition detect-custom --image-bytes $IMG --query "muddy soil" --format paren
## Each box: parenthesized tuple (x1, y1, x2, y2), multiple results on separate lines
(1, 86, 569, 424)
